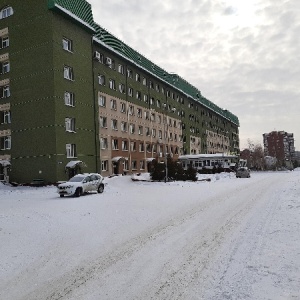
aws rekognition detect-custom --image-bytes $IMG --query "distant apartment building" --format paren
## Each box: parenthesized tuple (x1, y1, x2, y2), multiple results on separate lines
(0, 0, 240, 183)
(263, 131, 295, 166)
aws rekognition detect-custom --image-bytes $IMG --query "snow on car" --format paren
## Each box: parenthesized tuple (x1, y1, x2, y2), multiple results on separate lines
(57, 173, 104, 197)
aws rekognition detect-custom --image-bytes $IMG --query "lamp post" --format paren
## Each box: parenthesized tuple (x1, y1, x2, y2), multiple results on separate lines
(163, 103, 168, 183)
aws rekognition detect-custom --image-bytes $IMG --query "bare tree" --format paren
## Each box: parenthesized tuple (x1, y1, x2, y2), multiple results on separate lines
(246, 140, 265, 170)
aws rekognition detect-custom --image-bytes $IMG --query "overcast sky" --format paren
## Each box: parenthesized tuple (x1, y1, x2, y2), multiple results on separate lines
(89, 0, 300, 150)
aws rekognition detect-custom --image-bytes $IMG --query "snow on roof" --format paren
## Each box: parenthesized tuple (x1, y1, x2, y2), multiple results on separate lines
(146, 158, 156, 162)
(111, 156, 128, 162)
(179, 154, 237, 160)
(65, 160, 83, 168)
(0, 160, 10, 167)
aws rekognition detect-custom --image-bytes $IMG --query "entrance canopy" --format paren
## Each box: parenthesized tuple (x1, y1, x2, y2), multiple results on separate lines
(0, 160, 11, 167)
(146, 158, 156, 162)
(65, 160, 83, 169)
(111, 156, 127, 162)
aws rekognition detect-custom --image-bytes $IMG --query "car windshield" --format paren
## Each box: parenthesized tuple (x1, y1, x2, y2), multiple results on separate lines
(69, 176, 85, 182)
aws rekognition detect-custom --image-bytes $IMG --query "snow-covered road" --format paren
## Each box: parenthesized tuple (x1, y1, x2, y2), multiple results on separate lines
(1, 171, 299, 300)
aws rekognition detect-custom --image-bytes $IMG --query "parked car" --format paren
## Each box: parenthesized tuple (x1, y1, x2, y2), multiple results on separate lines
(57, 173, 104, 197)
(236, 167, 251, 178)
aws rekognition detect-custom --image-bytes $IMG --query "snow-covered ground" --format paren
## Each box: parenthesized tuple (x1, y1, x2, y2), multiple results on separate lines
(0, 171, 299, 300)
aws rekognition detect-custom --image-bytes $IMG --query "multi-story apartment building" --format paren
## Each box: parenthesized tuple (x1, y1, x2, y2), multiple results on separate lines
(263, 131, 295, 167)
(0, 0, 239, 183)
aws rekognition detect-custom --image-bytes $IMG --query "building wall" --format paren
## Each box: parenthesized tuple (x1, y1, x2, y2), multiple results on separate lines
(263, 131, 295, 166)
(0, 0, 240, 182)
(51, 7, 98, 181)
(0, 0, 58, 183)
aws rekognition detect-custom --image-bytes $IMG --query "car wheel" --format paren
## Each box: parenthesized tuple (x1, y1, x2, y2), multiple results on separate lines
(74, 188, 82, 197)
(60, 194, 64, 198)
(97, 184, 104, 194)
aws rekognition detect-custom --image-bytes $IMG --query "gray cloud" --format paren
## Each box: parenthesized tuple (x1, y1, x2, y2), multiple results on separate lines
(89, 0, 300, 150)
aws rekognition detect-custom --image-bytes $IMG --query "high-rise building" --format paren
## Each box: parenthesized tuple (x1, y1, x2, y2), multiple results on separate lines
(0, 0, 240, 183)
(263, 131, 295, 167)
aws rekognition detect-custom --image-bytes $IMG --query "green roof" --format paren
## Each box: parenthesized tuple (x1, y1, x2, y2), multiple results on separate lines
(93, 24, 239, 126)
(47, 1, 239, 126)
(48, 0, 95, 31)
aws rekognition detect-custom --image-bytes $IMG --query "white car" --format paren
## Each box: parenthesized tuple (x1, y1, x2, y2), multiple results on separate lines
(57, 173, 104, 197)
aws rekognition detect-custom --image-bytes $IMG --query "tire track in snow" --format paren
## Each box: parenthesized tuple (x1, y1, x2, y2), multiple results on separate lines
(18, 174, 285, 300)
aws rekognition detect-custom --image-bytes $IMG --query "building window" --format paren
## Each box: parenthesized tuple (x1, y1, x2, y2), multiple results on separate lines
(156, 100, 161, 108)
(65, 117, 76, 132)
(145, 127, 150, 136)
(144, 111, 150, 120)
(0, 85, 10, 98)
(105, 57, 114, 68)
(128, 105, 134, 115)
(0, 6, 13, 19)
(146, 143, 151, 153)
(121, 121, 127, 132)
(123, 160, 129, 171)
(112, 139, 118, 150)
(1, 36, 9, 49)
(118, 64, 124, 74)
(110, 99, 117, 110)
(94, 51, 104, 63)
(131, 160, 137, 170)
(119, 83, 125, 93)
(1, 61, 10, 74)
(127, 69, 133, 78)
(0, 135, 11, 150)
(158, 130, 162, 139)
(98, 75, 105, 85)
(99, 116, 107, 128)
(66, 144, 76, 158)
(64, 66, 74, 81)
(139, 142, 144, 152)
(140, 160, 145, 170)
(152, 128, 156, 138)
(130, 141, 136, 152)
(128, 87, 133, 97)
(150, 97, 154, 105)
(109, 79, 116, 90)
(1, 110, 11, 124)
(157, 115, 162, 124)
(142, 77, 147, 86)
(111, 119, 118, 130)
(129, 123, 135, 134)
(151, 113, 155, 122)
(136, 91, 141, 100)
(100, 138, 108, 149)
(135, 73, 140, 82)
(138, 125, 143, 135)
(120, 102, 126, 113)
(122, 140, 128, 151)
(137, 108, 142, 118)
(142, 95, 148, 103)
(62, 38, 72, 52)
(64, 91, 75, 106)
(98, 95, 106, 107)
(101, 160, 108, 171)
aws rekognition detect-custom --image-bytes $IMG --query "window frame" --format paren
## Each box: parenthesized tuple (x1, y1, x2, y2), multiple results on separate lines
(65, 117, 76, 132)
(63, 66, 74, 81)
(62, 37, 73, 52)
(64, 91, 75, 107)
(66, 143, 76, 158)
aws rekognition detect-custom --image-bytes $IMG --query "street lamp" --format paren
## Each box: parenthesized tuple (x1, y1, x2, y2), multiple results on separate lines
(163, 103, 168, 182)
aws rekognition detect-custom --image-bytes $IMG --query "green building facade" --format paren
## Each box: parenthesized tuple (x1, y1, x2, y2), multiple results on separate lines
(0, 0, 239, 184)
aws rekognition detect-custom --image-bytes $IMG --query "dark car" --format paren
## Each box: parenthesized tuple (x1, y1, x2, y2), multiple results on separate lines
(236, 167, 250, 178)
